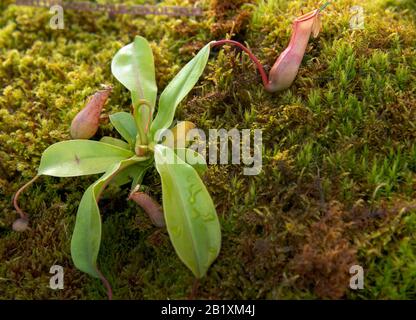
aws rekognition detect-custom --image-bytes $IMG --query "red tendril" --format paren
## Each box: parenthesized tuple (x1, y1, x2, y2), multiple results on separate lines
(211, 40, 270, 88)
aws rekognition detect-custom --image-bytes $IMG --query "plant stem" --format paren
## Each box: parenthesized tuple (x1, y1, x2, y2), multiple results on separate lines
(189, 278, 200, 300)
(211, 40, 270, 88)
(95, 267, 113, 300)
(13, 175, 40, 220)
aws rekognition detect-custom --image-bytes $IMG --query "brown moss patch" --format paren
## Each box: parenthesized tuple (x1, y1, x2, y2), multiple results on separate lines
(290, 201, 357, 299)
(209, 0, 254, 38)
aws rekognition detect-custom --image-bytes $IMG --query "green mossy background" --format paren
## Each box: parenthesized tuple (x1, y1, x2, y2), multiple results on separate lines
(0, 0, 415, 299)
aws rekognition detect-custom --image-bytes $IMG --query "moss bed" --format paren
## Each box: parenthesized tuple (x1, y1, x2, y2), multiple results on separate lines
(0, 0, 415, 299)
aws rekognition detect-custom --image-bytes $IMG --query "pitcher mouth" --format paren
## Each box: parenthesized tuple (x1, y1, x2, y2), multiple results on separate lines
(294, 9, 320, 23)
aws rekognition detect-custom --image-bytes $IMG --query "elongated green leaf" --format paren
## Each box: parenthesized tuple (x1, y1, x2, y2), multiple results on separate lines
(71, 157, 138, 278)
(38, 140, 134, 177)
(111, 36, 157, 131)
(109, 112, 137, 146)
(174, 148, 207, 176)
(100, 136, 130, 150)
(150, 43, 212, 141)
(154, 144, 221, 278)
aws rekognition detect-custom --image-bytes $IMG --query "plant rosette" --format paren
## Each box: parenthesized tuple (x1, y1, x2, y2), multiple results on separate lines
(14, 36, 221, 299)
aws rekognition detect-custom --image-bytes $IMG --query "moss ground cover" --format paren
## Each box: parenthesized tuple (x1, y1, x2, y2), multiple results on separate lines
(0, 0, 415, 299)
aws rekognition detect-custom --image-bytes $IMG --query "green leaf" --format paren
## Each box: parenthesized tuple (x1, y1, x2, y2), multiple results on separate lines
(174, 148, 207, 176)
(100, 136, 130, 150)
(131, 164, 150, 189)
(111, 36, 157, 131)
(109, 112, 137, 146)
(154, 144, 221, 278)
(150, 43, 212, 141)
(38, 140, 134, 177)
(71, 158, 138, 278)
(111, 163, 148, 187)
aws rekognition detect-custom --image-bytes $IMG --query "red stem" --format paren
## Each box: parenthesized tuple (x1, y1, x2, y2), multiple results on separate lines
(13, 175, 40, 220)
(96, 267, 113, 300)
(211, 40, 270, 88)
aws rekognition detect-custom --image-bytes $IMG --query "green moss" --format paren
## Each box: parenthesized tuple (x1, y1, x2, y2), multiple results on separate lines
(1, 0, 415, 299)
